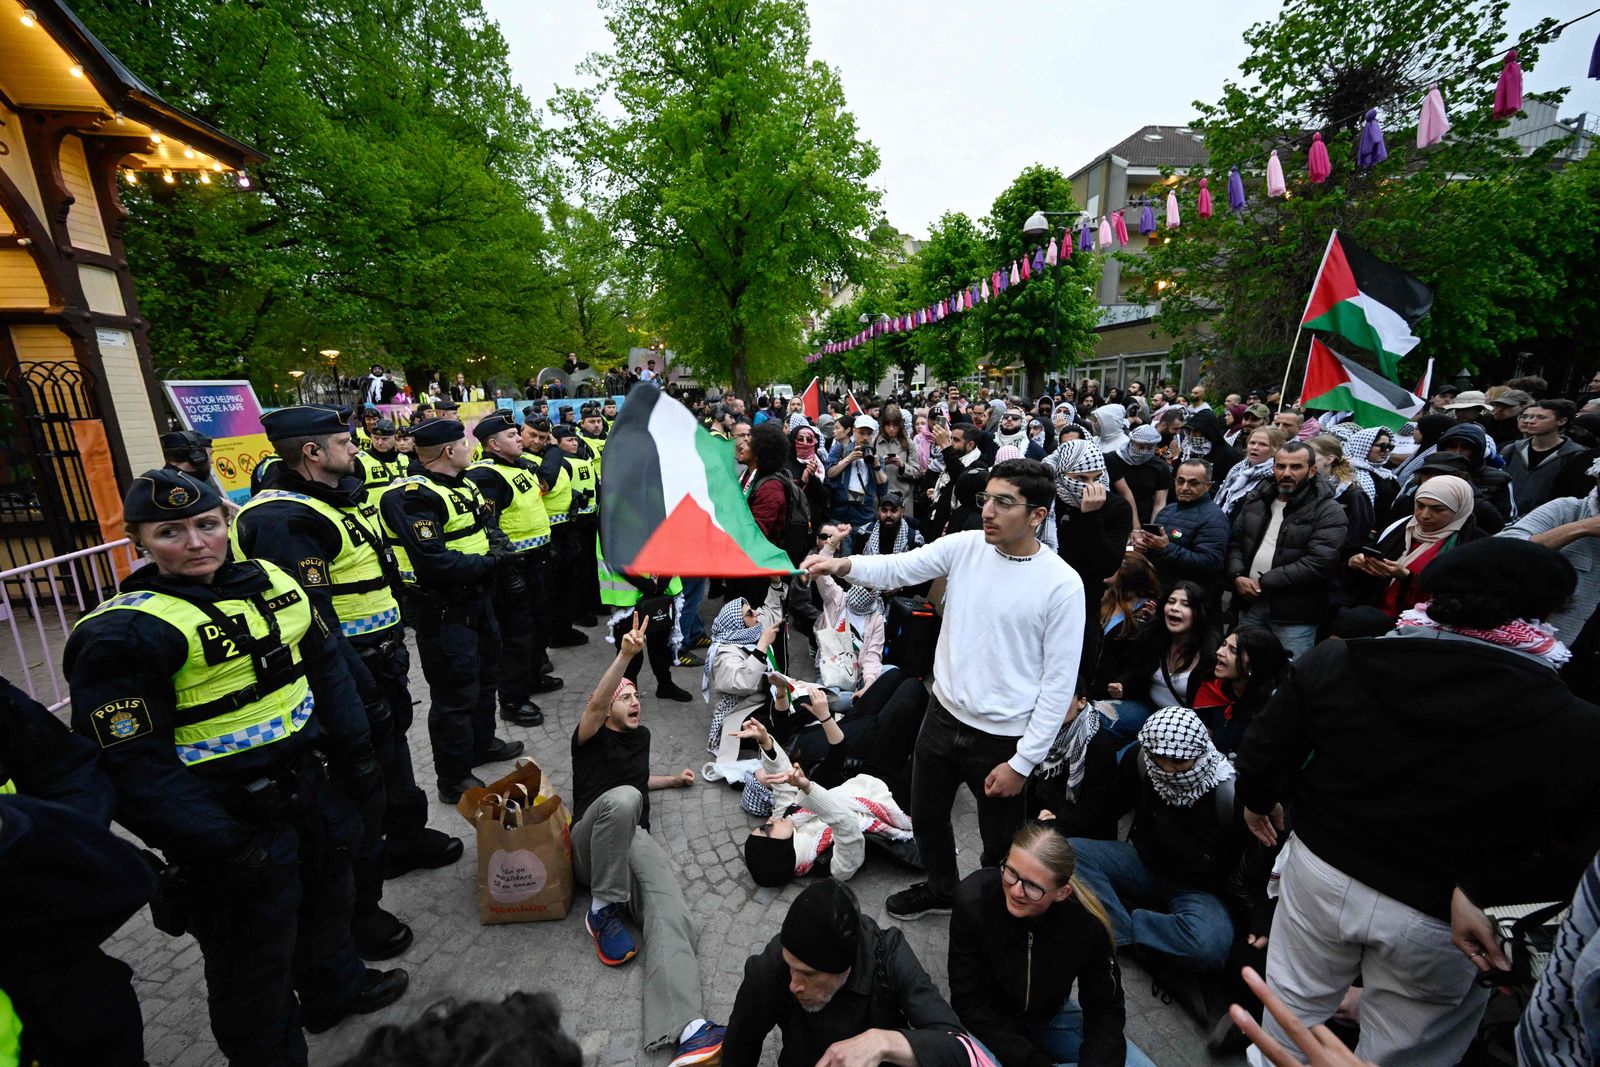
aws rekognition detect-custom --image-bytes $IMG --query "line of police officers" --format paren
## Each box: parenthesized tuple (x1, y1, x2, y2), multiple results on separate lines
(0, 398, 613, 1065)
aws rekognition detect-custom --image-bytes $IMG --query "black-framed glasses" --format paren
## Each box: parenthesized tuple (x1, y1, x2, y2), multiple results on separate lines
(1373, 443, 1394, 453)
(974, 491, 1028, 511)
(1000, 862, 1050, 901)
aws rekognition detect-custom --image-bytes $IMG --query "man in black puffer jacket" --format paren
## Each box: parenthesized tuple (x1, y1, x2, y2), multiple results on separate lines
(1225, 440, 1347, 658)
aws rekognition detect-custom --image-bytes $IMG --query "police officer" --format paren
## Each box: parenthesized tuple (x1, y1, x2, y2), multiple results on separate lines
(595, 546, 693, 701)
(234, 405, 463, 961)
(64, 469, 408, 1064)
(379, 418, 522, 803)
(525, 417, 587, 647)
(356, 418, 409, 490)
(577, 402, 608, 469)
(161, 429, 214, 481)
(465, 411, 564, 730)
(352, 405, 380, 451)
(555, 423, 603, 625)
(601, 397, 618, 431)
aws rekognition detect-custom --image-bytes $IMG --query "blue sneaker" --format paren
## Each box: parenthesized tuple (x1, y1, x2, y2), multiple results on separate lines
(669, 1021, 726, 1067)
(585, 903, 637, 966)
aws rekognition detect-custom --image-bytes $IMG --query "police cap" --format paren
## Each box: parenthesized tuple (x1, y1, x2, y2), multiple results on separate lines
(373, 419, 397, 435)
(260, 405, 348, 441)
(551, 423, 578, 440)
(434, 398, 460, 411)
(124, 468, 223, 522)
(473, 410, 517, 442)
(411, 418, 465, 447)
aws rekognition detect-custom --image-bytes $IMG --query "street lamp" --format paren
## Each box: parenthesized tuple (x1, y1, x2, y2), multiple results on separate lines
(319, 349, 340, 407)
(1021, 208, 1083, 379)
(288, 369, 305, 405)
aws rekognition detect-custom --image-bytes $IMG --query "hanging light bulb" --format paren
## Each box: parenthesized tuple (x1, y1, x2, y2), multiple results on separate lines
(182, 147, 195, 159)
(113, 110, 125, 125)
(150, 133, 163, 145)
(124, 170, 138, 185)
(20, 9, 37, 27)
(68, 64, 84, 78)
(210, 161, 223, 172)
(161, 168, 174, 184)
(198, 170, 211, 184)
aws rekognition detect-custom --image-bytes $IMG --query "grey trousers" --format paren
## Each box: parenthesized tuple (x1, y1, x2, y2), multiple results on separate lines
(570, 785, 703, 1050)
(1250, 836, 1489, 1067)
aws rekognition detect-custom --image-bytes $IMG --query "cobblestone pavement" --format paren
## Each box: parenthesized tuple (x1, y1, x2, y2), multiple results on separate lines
(102, 608, 1248, 1067)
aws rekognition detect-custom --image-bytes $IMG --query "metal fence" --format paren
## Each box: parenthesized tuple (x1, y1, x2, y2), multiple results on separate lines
(1, 538, 143, 710)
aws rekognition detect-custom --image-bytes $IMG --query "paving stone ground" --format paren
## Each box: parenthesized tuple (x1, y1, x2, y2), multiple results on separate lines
(100, 605, 1248, 1067)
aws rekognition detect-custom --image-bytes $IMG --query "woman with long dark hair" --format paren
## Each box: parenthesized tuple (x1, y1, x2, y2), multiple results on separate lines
(1103, 581, 1220, 741)
(1190, 627, 1287, 756)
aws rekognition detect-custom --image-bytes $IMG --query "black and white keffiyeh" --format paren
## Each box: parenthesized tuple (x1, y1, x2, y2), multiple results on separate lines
(1342, 426, 1395, 504)
(1036, 703, 1102, 790)
(1138, 706, 1234, 808)
(1213, 455, 1274, 515)
(843, 519, 916, 617)
(703, 599, 765, 755)
(1045, 439, 1109, 510)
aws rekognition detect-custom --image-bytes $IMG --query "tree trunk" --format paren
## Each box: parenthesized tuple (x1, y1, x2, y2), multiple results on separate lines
(1026, 360, 1046, 400)
(730, 322, 749, 402)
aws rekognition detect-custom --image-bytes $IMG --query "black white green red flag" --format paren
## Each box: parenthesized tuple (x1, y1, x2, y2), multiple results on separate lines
(1300, 339, 1425, 431)
(600, 386, 795, 578)
(1300, 230, 1433, 382)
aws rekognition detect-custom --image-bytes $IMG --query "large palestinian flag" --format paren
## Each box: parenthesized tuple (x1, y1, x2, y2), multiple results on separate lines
(1300, 230, 1433, 382)
(601, 386, 795, 577)
(1300, 339, 1425, 431)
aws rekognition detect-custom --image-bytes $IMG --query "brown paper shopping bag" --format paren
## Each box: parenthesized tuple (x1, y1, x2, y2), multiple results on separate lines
(457, 759, 574, 924)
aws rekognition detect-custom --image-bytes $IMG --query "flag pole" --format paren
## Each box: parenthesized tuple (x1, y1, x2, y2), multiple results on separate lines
(1285, 229, 1339, 408)
(1279, 326, 1305, 408)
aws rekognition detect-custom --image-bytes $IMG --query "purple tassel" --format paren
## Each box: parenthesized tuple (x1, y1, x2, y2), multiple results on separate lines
(1591, 32, 1600, 79)
(1139, 204, 1156, 234)
(1031, 247, 1045, 272)
(1227, 167, 1246, 211)
(1078, 222, 1093, 252)
(1357, 108, 1388, 168)
(998, 267, 1009, 292)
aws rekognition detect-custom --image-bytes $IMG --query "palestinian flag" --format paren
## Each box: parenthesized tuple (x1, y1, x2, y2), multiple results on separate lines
(800, 376, 821, 420)
(1300, 339, 1425, 431)
(845, 392, 863, 416)
(600, 386, 794, 578)
(1300, 230, 1433, 382)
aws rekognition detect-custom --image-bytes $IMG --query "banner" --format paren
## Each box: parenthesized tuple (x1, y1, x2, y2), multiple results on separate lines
(161, 380, 273, 504)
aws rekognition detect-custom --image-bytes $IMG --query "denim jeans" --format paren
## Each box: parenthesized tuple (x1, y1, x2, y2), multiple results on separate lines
(1099, 699, 1155, 744)
(1027, 1000, 1160, 1067)
(679, 578, 708, 644)
(1067, 837, 1235, 971)
(1239, 598, 1318, 660)
(912, 696, 1027, 898)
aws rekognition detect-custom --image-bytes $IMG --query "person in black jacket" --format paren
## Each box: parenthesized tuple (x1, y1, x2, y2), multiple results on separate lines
(1027, 687, 1122, 839)
(1176, 408, 1241, 485)
(722, 879, 970, 1067)
(0, 676, 114, 823)
(1387, 452, 1508, 534)
(1102, 582, 1220, 742)
(1235, 536, 1600, 1067)
(1046, 439, 1134, 589)
(950, 820, 1156, 1067)
(928, 421, 991, 538)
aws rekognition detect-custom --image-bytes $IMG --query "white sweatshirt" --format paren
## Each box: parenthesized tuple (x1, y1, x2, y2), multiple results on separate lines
(843, 530, 1084, 775)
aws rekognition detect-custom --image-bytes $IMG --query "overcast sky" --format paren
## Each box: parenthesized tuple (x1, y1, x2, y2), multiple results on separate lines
(485, 0, 1600, 238)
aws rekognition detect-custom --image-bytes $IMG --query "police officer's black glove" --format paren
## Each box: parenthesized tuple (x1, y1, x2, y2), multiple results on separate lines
(501, 563, 530, 598)
(342, 747, 385, 802)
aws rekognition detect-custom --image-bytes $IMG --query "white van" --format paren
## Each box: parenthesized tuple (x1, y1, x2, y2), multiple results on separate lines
(763, 383, 794, 400)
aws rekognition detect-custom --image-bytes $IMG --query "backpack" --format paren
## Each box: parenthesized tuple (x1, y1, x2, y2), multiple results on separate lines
(749, 473, 812, 566)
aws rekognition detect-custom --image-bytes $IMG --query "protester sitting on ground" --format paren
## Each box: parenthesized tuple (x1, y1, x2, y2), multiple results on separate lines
(1307, 435, 1375, 553)
(1069, 707, 1267, 998)
(1235, 536, 1600, 1067)
(568, 613, 725, 1066)
(721, 880, 973, 1067)
(1047, 438, 1135, 590)
(1134, 458, 1230, 597)
(1498, 456, 1600, 694)
(1102, 581, 1219, 742)
(1108, 424, 1170, 525)
(950, 818, 1157, 1067)
(704, 581, 786, 764)
(1092, 551, 1160, 699)
(1345, 474, 1482, 620)
(736, 701, 918, 887)
(784, 422, 831, 544)
(334, 992, 583, 1067)
(1188, 627, 1287, 759)
(809, 523, 886, 699)
(1212, 427, 1283, 517)
(1028, 683, 1122, 839)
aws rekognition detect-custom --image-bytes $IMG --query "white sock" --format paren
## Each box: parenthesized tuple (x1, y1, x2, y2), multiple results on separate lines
(679, 1019, 707, 1044)
(589, 897, 615, 915)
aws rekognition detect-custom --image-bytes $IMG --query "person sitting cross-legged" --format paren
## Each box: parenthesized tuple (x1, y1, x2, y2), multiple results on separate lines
(568, 612, 727, 1066)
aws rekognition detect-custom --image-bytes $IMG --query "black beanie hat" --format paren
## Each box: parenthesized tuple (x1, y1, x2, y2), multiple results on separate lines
(1418, 537, 1576, 605)
(744, 833, 796, 888)
(780, 880, 859, 974)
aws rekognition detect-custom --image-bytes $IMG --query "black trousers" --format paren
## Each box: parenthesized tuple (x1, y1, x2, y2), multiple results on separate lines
(788, 671, 927, 805)
(571, 515, 602, 614)
(408, 592, 501, 784)
(492, 562, 536, 710)
(548, 521, 581, 634)
(347, 632, 429, 912)
(189, 760, 366, 1067)
(610, 598, 676, 688)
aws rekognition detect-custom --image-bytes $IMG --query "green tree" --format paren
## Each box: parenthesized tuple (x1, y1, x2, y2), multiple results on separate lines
(1124, 0, 1569, 388)
(914, 212, 988, 385)
(553, 0, 882, 398)
(976, 166, 1100, 397)
(77, 0, 560, 394)
(541, 197, 634, 367)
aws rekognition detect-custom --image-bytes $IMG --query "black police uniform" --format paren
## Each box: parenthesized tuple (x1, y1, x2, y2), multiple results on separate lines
(64, 470, 405, 1066)
(378, 420, 519, 800)
(538, 430, 588, 642)
(0, 680, 148, 1066)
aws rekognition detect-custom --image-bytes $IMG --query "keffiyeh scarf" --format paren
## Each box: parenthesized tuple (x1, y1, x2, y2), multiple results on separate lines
(1045, 439, 1109, 510)
(1139, 706, 1235, 808)
(1036, 703, 1102, 790)
(703, 599, 766, 754)
(844, 519, 912, 616)
(1214, 456, 1274, 515)
(1397, 602, 1572, 668)
(1118, 425, 1164, 466)
(1342, 426, 1395, 504)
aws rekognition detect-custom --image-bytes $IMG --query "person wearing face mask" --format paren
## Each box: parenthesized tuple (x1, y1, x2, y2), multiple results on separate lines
(1090, 404, 1130, 456)
(1177, 409, 1240, 485)
(785, 422, 832, 543)
(1029, 685, 1122, 840)
(950, 819, 1156, 1067)
(64, 469, 410, 1060)
(1046, 439, 1134, 590)
(1108, 425, 1170, 526)
(1433, 421, 1515, 521)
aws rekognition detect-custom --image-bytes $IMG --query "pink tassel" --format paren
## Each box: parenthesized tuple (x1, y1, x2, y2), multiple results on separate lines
(1266, 150, 1286, 196)
(1097, 217, 1112, 248)
(1493, 50, 1523, 120)
(1307, 134, 1331, 183)
(1197, 178, 1213, 219)
(1165, 192, 1180, 229)
(1009, 262, 1020, 285)
(1113, 211, 1130, 245)
(1021, 253, 1031, 281)
(992, 271, 1001, 294)
(1045, 237, 1059, 266)
(1061, 228, 1073, 258)
(981, 278, 991, 300)
(1418, 85, 1450, 147)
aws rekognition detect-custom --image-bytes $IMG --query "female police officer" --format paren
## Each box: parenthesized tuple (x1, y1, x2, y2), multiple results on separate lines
(64, 469, 408, 1066)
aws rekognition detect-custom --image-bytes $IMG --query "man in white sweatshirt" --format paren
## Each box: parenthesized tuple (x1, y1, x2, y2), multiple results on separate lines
(800, 458, 1084, 919)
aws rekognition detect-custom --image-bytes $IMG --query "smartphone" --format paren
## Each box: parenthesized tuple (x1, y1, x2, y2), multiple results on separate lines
(1142, 523, 1165, 536)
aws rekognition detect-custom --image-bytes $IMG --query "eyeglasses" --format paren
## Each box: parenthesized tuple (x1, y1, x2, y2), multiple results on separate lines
(1372, 443, 1394, 453)
(1000, 862, 1051, 901)
(974, 491, 1030, 511)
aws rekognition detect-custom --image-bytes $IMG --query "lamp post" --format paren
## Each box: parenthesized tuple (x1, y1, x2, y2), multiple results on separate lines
(289, 369, 305, 405)
(319, 349, 340, 407)
(858, 312, 889, 394)
(1023, 209, 1083, 384)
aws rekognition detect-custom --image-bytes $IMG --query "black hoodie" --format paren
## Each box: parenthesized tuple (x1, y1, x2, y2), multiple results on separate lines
(1183, 408, 1242, 484)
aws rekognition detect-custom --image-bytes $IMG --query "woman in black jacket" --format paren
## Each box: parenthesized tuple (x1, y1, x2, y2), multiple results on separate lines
(1345, 472, 1484, 620)
(1103, 581, 1220, 742)
(950, 820, 1157, 1067)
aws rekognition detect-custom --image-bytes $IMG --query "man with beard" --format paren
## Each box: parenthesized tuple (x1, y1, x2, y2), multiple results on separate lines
(722, 879, 970, 1067)
(992, 405, 1043, 461)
